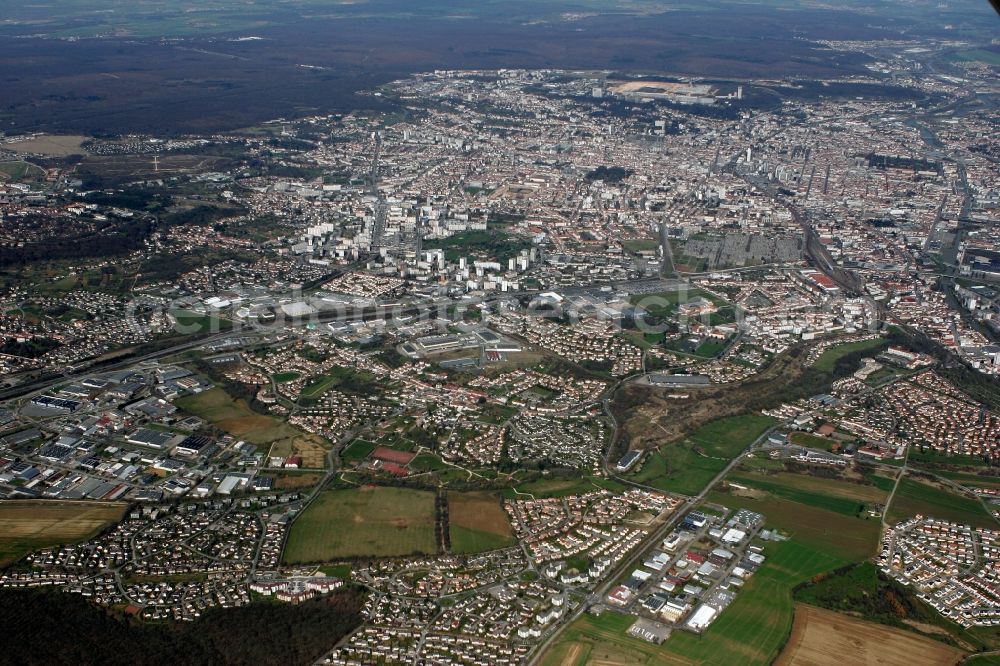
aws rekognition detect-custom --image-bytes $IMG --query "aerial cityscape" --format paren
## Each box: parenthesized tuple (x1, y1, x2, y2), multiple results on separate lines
(0, 0, 998, 664)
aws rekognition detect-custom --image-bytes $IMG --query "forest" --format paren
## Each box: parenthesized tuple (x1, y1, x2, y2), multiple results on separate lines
(0, 587, 365, 665)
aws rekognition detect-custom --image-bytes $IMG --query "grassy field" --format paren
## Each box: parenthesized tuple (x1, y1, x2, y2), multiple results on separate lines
(727, 470, 890, 517)
(629, 288, 719, 319)
(341, 439, 376, 464)
(629, 445, 727, 496)
(813, 337, 886, 372)
(448, 492, 516, 554)
(410, 453, 449, 472)
(0, 161, 45, 181)
(627, 414, 775, 496)
(1, 135, 89, 156)
(907, 450, 994, 469)
(174, 387, 301, 445)
(707, 490, 881, 561)
(283, 487, 437, 563)
(0, 501, 127, 567)
(789, 431, 837, 451)
(775, 604, 965, 666)
(621, 238, 660, 253)
(689, 414, 775, 457)
(298, 367, 378, 401)
(170, 310, 231, 334)
(886, 476, 997, 530)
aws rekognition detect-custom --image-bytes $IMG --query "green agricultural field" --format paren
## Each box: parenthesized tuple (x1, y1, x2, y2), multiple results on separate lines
(0, 501, 127, 567)
(449, 526, 515, 553)
(726, 471, 890, 517)
(540, 612, 666, 666)
(926, 469, 1000, 490)
(707, 490, 881, 562)
(663, 539, 847, 664)
(813, 337, 886, 372)
(283, 487, 438, 563)
(174, 387, 301, 445)
(629, 445, 726, 496)
(448, 492, 516, 554)
(886, 476, 997, 530)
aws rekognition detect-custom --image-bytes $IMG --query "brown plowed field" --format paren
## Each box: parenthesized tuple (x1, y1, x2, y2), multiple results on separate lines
(775, 604, 965, 666)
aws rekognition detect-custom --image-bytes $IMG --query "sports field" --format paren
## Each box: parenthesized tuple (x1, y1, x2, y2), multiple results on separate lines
(448, 492, 516, 554)
(341, 439, 376, 464)
(0, 501, 127, 567)
(775, 604, 965, 666)
(174, 387, 301, 445)
(283, 487, 437, 563)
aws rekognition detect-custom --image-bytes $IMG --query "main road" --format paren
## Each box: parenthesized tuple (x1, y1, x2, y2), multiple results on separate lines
(526, 424, 778, 664)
